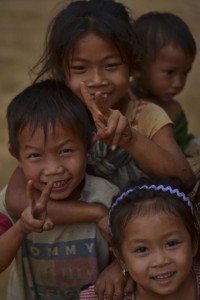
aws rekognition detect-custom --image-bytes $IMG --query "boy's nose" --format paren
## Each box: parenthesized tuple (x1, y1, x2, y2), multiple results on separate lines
(43, 159, 64, 177)
(172, 75, 185, 89)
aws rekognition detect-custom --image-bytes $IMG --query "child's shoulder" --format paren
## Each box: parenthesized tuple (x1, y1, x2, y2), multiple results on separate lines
(82, 174, 120, 207)
(159, 99, 183, 123)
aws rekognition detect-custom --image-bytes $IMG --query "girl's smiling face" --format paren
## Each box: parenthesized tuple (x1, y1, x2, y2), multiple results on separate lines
(120, 212, 195, 298)
(18, 121, 87, 201)
(67, 33, 130, 112)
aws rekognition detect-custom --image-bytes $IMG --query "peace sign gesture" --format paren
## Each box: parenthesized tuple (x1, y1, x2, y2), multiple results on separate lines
(80, 82, 133, 149)
(20, 180, 54, 234)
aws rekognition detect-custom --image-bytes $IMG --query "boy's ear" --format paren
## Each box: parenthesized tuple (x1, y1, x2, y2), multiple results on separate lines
(8, 146, 22, 168)
(8, 146, 15, 158)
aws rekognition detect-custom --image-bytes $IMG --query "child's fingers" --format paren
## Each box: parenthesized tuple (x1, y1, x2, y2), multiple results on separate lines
(95, 91, 111, 117)
(26, 180, 36, 210)
(80, 82, 98, 114)
(33, 181, 53, 220)
(80, 82, 107, 128)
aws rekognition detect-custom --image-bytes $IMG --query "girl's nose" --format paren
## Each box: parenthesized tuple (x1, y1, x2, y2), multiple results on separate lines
(151, 250, 171, 268)
(86, 70, 108, 87)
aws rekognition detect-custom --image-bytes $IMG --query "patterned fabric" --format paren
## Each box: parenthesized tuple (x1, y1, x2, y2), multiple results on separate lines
(87, 99, 173, 189)
(0, 175, 119, 300)
(193, 259, 200, 299)
(175, 111, 194, 151)
(79, 259, 200, 299)
(79, 284, 133, 300)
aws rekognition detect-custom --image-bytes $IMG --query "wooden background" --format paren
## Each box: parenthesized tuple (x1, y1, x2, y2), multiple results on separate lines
(0, 1, 199, 298)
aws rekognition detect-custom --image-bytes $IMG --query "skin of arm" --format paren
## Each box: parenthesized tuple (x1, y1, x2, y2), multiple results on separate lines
(6, 168, 110, 239)
(0, 181, 53, 273)
(94, 258, 134, 300)
(80, 83, 196, 192)
(124, 124, 195, 191)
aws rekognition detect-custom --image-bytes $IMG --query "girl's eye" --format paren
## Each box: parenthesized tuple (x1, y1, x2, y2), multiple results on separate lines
(166, 240, 180, 249)
(135, 246, 148, 253)
(70, 65, 86, 73)
(106, 63, 121, 70)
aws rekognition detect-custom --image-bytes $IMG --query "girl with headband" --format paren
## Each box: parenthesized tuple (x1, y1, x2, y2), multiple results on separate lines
(80, 178, 200, 299)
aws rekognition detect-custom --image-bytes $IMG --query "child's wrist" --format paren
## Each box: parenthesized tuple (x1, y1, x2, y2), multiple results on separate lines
(14, 219, 28, 237)
(93, 203, 108, 224)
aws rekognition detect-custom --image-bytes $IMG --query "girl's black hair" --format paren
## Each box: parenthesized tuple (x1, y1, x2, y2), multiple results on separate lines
(109, 177, 199, 255)
(32, 0, 141, 82)
(7, 79, 95, 159)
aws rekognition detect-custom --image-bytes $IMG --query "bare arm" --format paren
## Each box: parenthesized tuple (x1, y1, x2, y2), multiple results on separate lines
(6, 168, 109, 230)
(124, 124, 195, 191)
(0, 219, 26, 272)
(0, 181, 53, 272)
(80, 82, 195, 191)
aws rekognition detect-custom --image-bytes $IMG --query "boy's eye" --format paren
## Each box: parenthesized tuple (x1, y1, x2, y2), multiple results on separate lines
(28, 153, 41, 159)
(60, 148, 73, 155)
(165, 69, 174, 75)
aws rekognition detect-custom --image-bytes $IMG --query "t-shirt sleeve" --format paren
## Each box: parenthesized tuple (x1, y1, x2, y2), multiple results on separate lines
(0, 212, 12, 235)
(0, 185, 13, 235)
(137, 102, 174, 139)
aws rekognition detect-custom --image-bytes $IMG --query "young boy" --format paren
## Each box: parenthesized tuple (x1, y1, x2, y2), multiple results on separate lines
(0, 80, 119, 299)
(130, 12, 200, 158)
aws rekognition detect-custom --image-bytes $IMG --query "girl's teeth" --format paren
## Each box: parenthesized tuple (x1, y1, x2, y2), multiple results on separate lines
(53, 181, 65, 188)
(154, 272, 174, 280)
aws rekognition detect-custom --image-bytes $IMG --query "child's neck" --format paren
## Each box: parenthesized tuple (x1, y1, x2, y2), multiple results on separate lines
(134, 271, 196, 300)
(114, 94, 131, 115)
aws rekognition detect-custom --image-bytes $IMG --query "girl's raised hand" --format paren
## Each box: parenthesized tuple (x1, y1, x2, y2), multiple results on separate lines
(20, 180, 54, 235)
(80, 82, 133, 149)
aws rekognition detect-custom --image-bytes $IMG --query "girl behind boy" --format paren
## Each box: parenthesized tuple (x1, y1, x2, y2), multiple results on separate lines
(81, 178, 200, 299)
(28, 0, 195, 191)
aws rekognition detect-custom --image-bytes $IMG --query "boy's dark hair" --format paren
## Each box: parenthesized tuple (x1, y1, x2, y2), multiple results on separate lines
(109, 177, 199, 255)
(32, 0, 141, 82)
(134, 11, 196, 62)
(7, 80, 95, 159)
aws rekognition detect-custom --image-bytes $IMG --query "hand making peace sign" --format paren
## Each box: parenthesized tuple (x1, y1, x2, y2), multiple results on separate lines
(20, 180, 54, 234)
(80, 82, 133, 150)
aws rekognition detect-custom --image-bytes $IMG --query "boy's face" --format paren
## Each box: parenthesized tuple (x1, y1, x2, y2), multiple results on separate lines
(18, 122, 87, 200)
(141, 44, 194, 102)
(120, 212, 195, 297)
(67, 33, 130, 112)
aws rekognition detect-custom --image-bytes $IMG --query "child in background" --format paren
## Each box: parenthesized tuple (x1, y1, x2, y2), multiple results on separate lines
(0, 79, 120, 300)
(80, 178, 200, 299)
(130, 12, 200, 159)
